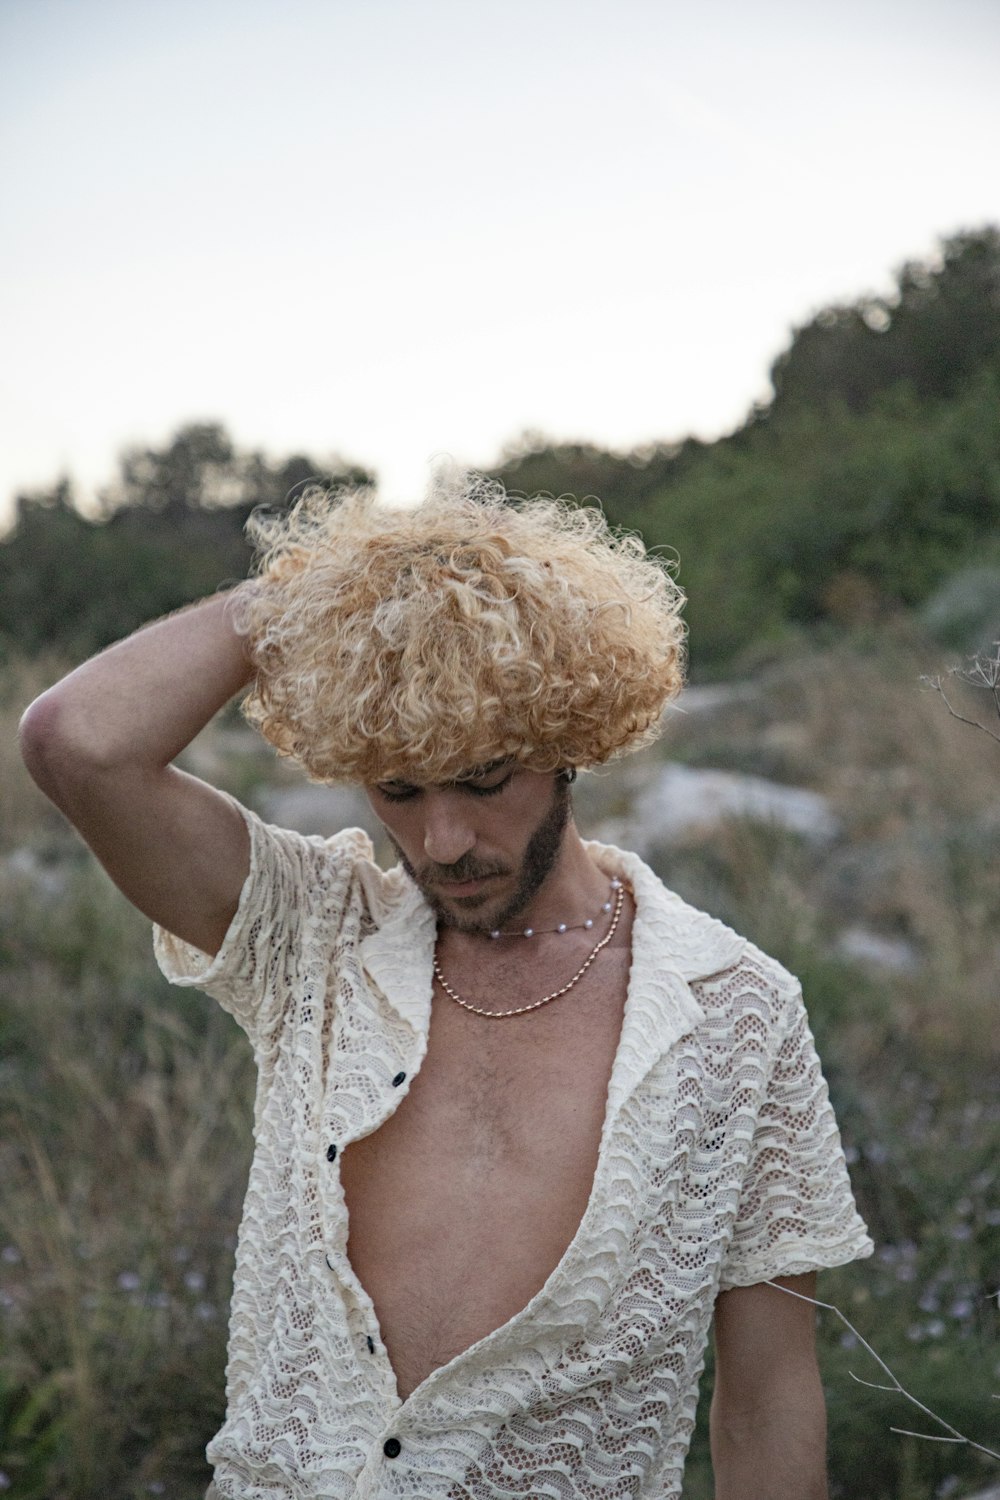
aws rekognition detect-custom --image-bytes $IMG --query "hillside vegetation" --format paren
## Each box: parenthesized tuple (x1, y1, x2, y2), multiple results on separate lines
(492, 226, 1000, 673)
(3, 635, 999, 1499)
(2, 226, 1000, 1498)
(2, 226, 1000, 676)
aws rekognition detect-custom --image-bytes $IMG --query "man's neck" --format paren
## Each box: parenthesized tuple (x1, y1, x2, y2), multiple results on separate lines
(447, 822, 609, 948)
(512, 823, 608, 931)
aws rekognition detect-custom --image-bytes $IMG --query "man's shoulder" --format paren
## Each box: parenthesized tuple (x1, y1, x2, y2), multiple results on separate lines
(600, 837, 801, 1023)
(242, 807, 387, 906)
(692, 937, 802, 1028)
(247, 808, 375, 867)
(589, 838, 748, 984)
(284, 817, 425, 922)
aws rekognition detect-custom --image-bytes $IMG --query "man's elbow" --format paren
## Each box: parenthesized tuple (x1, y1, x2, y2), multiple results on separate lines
(18, 689, 114, 801)
(18, 691, 65, 792)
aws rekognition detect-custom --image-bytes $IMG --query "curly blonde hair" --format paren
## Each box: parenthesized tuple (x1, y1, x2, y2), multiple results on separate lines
(232, 470, 685, 785)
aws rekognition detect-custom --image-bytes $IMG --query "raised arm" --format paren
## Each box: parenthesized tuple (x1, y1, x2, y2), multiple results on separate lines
(19, 592, 256, 957)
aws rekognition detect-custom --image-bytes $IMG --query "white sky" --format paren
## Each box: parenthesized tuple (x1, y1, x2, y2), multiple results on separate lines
(2, 0, 998, 521)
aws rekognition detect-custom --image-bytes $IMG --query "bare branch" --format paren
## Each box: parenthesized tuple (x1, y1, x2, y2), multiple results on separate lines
(764, 1279, 1000, 1463)
(889, 1429, 966, 1444)
(850, 1374, 902, 1394)
(957, 641, 1000, 691)
(921, 672, 1000, 745)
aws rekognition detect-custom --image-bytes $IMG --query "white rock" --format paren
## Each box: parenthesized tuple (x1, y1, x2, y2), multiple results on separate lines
(668, 682, 760, 716)
(835, 926, 921, 974)
(621, 762, 840, 852)
(1, 846, 68, 899)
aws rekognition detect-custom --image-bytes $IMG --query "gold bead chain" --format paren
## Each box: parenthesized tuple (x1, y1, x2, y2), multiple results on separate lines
(432, 881, 626, 1019)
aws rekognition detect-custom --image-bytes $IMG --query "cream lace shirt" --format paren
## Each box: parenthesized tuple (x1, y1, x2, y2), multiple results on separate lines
(154, 801, 872, 1500)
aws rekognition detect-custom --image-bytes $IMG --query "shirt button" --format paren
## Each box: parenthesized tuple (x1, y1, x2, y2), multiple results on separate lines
(383, 1437, 402, 1458)
(392, 1072, 406, 1087)
(326, 1143, 337, 1161)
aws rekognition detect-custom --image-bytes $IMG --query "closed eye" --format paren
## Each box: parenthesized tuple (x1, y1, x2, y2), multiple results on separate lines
(375, 782, 421, 803)
(459, 774, 513, 797)
(374, 763, 515, 801)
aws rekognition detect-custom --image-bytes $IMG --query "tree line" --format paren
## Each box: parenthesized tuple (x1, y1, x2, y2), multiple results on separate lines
(3, 226, 999, 676)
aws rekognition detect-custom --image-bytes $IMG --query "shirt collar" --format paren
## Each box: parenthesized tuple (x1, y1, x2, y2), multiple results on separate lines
(583, 840, 746, 1108)
(582, 839, 746, 982)
(356, 840, 746, 1064)
(356, 859, 438, 1032)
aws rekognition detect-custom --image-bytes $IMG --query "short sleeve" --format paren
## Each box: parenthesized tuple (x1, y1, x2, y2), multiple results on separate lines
(153, 798, 372, 1046)
(718, 981, 873, 1290)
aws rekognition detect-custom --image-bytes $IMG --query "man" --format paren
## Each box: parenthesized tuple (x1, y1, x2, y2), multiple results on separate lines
(20, 474, 872, 1499)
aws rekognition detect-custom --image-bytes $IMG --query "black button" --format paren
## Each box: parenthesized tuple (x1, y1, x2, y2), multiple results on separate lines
(367, 1334, 375, 1353)
(392, 1072, 406, 1087)
(383, 1437, 401, 1458)
(326, 1143, 337, 1161)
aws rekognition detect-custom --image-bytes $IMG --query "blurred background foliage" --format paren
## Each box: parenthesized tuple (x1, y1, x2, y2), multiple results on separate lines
(2, 224, 1000, 1498)
(0, 432, 374, 663)
(493, 225, 1000, 674)
(3, 226, 999, 677)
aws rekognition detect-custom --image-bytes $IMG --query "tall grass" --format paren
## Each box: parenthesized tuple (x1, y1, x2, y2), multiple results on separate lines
(1, 857, 251, 1498)
(660, 630, 1000, 1498)
(2, 632, 999, 1498)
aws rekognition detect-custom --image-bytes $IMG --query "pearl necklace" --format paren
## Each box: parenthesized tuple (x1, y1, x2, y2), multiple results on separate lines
(433, 880, 627, 1019)
(489, 878, 622, 939)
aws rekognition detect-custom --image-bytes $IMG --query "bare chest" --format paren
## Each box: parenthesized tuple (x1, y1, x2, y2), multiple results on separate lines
(338, 945, 631, 1400)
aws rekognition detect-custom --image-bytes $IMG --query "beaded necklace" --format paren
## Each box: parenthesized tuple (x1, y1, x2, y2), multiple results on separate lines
(433, 879, 626, 1019)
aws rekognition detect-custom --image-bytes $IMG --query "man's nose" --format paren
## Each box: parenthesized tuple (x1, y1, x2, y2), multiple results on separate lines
(422, 791, 476, 867)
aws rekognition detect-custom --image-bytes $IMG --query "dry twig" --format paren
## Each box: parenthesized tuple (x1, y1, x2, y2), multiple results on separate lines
(922, 642, 1000, 746)
(764, 1279, 1000, 1463)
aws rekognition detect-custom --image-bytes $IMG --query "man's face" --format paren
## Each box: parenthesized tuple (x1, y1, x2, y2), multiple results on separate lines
(366, 763, 571, 934)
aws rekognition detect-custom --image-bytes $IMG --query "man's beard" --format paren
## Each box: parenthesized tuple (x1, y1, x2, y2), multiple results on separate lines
(391, 775, 572, 935)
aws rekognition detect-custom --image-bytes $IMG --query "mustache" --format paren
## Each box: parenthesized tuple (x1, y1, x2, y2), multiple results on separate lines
(384, 833, 509, 888)
(421, 858, 509, 884)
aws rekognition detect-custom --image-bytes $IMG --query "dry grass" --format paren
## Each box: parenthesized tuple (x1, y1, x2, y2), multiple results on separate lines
(2, 632, 999, 1499)
(1, 860, 252, 1498)
(665, 627, 1000, 1059)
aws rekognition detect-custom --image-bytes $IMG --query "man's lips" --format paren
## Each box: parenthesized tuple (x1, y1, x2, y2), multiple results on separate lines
(434, 873, 502, 896)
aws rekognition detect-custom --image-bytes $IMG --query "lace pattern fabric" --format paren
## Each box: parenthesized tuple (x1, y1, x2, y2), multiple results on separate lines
(155, 800, 872, 1499)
